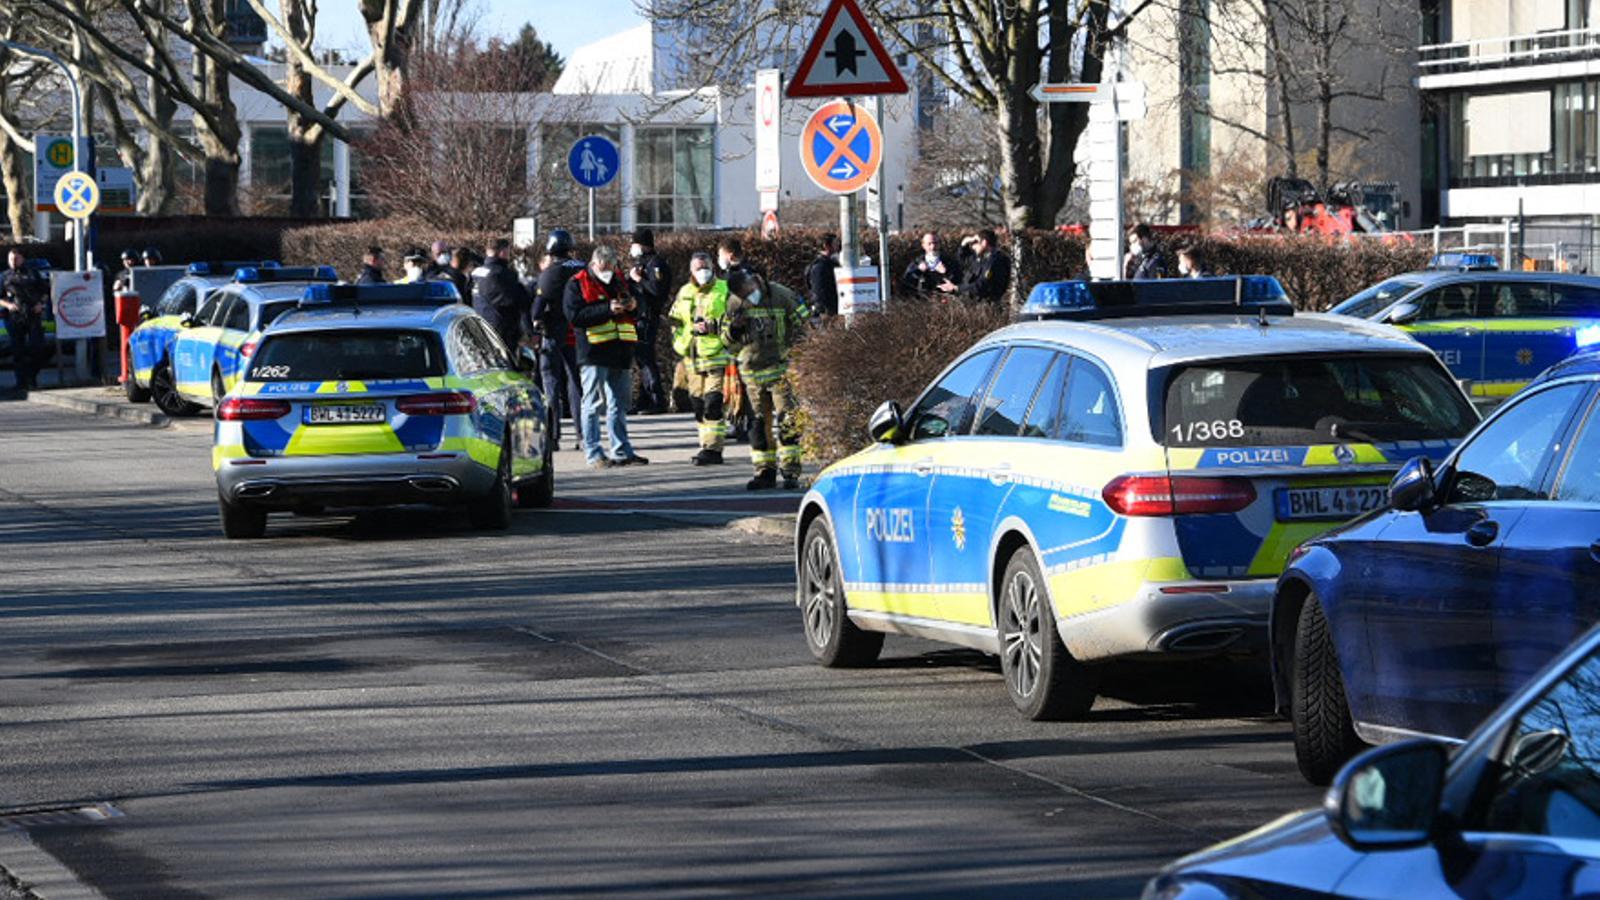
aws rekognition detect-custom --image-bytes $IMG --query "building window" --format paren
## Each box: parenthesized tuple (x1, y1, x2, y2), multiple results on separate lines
(634, 126, 714, 230)
(1448, 80, 1599, 187)
(540, 123, 622, 233)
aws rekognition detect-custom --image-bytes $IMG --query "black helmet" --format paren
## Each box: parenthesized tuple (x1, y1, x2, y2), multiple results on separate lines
(141, 247, 162, 263)
(120, 248, 138, 262)
(545, 229, 573, 257)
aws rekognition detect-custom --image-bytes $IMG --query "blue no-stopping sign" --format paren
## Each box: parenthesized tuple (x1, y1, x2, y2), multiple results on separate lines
(568, 135, 620, 189)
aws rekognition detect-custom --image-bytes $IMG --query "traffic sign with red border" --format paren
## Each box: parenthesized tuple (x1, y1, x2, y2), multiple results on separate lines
(798, 99, 883, 195)
(787, 0, 908, 98)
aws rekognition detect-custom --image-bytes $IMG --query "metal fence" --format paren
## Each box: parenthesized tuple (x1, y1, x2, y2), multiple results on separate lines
(1366, 222, 1600, 275)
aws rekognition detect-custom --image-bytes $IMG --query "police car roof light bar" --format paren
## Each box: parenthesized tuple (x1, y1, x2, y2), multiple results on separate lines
(1428, 252, 1499, 271)
(234, 265, 338, 284)
(188, 260, 282, 277)
(1021, 276, 1294, 321)
(300, 281, 460, 308)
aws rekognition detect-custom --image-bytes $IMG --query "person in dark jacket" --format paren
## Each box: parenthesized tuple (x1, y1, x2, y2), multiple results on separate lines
(1124, 222, 1169, 279)
(902, 231, 961, 298)
(424, 241, 452, 280)
(470, 238, 530, 352)
(532, 229, 584, 447)
(564, 244, 648, 469)
(627, 228, 671, 414)
(440, 248, 472, 301)
(940, 229, 1011, 304)
(355, 246, 386, 285)
(805, 233, 840, 317)
(1, 249, 47, 393)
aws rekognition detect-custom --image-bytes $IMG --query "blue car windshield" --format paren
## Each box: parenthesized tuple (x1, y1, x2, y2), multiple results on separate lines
(1330, 278, 1421, 318)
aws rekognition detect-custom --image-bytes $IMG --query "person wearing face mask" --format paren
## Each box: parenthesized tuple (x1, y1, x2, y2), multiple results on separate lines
(902, 231, 961, 298)
(532, 230, 585, 449)
(563, 244, 648, 469)
(396, 248, 429, 284)
(424, 240, 452, 280)
(669, 252, 734, 465)
(1175, 244, 1212, 278)
(1123, 222, 1169, 279)
(723, 269, 809, 490)
(716, 237, 762, 281)
(626, 229, 671, 415)
(471, 238, 532, 354)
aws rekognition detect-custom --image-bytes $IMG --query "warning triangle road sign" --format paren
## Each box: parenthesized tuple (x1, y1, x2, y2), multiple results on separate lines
(787, 0, 909, 98)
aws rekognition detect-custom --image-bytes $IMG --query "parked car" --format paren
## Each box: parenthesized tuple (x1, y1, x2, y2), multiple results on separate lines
(1275, 348, 1600, 783)
(1146, 620, 1600, 899)
(795, 277, 1479, 720)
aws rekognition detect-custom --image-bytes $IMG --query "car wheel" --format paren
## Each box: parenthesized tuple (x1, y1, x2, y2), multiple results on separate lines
(998, 547, 1097, 721)
(1292, 595, 1363, 785)
(218, 494, 267, 540)
(800, 516, 883, 667)
(516, 442, 555, 508)
(469, 439, 513, 530)
(211, 367, 226, 407)
(124, 370, 151, 403)
(151, 360, 201, 417)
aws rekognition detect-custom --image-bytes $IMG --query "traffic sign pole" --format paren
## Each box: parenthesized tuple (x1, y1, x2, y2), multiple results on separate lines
(588, 188, 595, 241)
(872, 95, 889, 310)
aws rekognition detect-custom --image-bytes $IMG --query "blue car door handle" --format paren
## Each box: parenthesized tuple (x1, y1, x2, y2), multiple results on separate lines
(1466, 520, 1499, 547)
(913, 457, 934, 477)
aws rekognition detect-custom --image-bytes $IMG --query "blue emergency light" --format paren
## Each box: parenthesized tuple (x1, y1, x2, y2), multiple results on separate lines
(1021, 276, 1294, 321)
(187, 260, 282, 277)
(300, 281, 460, 308)
(1428, 252, 1499, 271)
(234, 265, 338, 284)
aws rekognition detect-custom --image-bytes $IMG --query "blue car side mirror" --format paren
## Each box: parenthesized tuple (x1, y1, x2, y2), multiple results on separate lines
(869, 400, 904, 444)
(1388, 456, 1435, 512)
(1325, 738, 1449, 851)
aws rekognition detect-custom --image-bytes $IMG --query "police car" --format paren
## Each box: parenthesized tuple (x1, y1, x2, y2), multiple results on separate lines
(212, 282, 552, 539)
(126, 261, 308, 413)
(1333, 254, 1600, 399)
(795, 277, 1481, 719)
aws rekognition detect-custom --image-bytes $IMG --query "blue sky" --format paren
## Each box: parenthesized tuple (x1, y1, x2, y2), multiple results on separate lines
(316, 0, 644, 59)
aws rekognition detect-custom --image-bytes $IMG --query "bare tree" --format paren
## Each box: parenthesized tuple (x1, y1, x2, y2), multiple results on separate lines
(906, 103, 1006, 228)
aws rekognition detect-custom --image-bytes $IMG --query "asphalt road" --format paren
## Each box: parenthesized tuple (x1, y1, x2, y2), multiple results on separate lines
(0, 398, 1320, 899)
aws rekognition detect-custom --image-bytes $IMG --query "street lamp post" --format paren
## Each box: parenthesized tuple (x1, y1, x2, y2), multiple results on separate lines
(0, 39, 86, 274)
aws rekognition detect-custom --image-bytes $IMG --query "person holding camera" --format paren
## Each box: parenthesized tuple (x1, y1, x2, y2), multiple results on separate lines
(626, 229, 671, 415)
(668, 252, 733, 466)
(563, 244, 648, 469)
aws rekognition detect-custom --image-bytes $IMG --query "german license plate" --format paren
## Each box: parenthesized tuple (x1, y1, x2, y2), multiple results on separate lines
(1275, 486, 1387, 521)
(306, 403, 385, 425)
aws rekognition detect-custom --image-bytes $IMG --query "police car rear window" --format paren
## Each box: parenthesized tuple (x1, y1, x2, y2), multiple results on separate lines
(247, 330, 446, 382)
(1162, 355, 1476, 447)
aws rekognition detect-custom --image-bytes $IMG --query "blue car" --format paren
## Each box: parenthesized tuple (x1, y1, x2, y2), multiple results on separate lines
(1146, 621, 1600, 899)
(1274, 349, 1600, 783)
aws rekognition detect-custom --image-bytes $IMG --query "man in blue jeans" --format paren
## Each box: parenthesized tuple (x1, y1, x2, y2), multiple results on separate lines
(562, 244, 649, 469)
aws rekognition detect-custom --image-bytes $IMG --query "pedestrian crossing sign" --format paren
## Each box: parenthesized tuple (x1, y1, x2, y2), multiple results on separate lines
(54, 170, 99, 220)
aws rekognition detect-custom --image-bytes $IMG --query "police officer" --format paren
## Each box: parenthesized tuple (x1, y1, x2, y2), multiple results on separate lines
(669, 252, 733, 465)
(471, 238, 531, 354)
(805, 233, 840, 318)
(724, 269, 809, 490)
(113, 249, 139, 293)
(626, 228, 671, 414)
(532, 229, 585, 448)
(1, 249, 48, 394)
(938, 228, 1011, 304)
(356, 246, 386, 284)
(397, 248, 428, 284)
(141, 247, 163, 267)
(1124, 223, 1169, 279)
(440, 248, 472, 300)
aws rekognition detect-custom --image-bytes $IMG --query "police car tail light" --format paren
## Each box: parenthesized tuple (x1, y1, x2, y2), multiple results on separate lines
(396, 392, 476, 416)
(217, 397, 291, 421)
(1102, 475, 1257, 516)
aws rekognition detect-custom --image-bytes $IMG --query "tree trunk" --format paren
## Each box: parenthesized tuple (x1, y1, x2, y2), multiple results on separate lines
(0, 138, 26, 241)
(139, 16, 177, 215)
(1313, 0, 1333, 190)
(195, 0, 242, 215)
(284, 0, 323, 217)
(364, 0, 421, 118)
(998, 3, 1045, 231)
(1265, 4, 1298, 178)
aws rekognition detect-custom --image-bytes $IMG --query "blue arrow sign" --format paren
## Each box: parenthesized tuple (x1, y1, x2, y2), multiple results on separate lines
(568, 135, 620, 189)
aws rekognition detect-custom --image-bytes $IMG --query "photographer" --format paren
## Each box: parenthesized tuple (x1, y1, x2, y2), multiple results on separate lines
(667, 252, 733, 466)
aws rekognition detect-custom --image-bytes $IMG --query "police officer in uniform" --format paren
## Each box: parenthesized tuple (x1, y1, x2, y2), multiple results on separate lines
(627, 229, 671, 414)
(1, 249, 48, 394)
(939, 229, 1011, 304)
(471, 238, 531, 354)
(356, 246, 386, 285)
(669, 252, 733, 465)
(532, 229, 585, 448)
(805, 233, 840, 318)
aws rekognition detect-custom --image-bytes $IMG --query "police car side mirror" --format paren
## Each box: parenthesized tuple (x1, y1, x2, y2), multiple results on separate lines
(139, 305, 154, 322)
(1388, 456, 1436, 512)
(178, 312, 196, 328)
(1384, 301, 1420, 325)
(869, 401, 905, 444)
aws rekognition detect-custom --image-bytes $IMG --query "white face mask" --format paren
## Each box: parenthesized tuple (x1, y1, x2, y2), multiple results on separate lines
(747, 289, 763, 305)
(693, 268, 713, 286)
(924, 252, 939, 265)
(629, 245, 643, 259)
(718, 256, 732, 271)
(595, 268, 614, 284)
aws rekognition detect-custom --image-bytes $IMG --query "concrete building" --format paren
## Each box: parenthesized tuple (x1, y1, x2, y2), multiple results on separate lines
(1419, 0, 1600, 227)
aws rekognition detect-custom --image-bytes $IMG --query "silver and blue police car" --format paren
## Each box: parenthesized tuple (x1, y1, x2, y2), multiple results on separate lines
(795, 277, 1482, 719)
(212, 282, 552, 539)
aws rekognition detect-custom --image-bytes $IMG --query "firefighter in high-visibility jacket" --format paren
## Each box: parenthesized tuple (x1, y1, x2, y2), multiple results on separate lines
(669, 252, 733, 465)
(723, 269, 809, 490)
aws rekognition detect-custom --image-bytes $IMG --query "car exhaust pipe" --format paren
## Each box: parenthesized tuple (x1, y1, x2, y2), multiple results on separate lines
(408, 476, 455, 493)
(235, 483, 277, 499)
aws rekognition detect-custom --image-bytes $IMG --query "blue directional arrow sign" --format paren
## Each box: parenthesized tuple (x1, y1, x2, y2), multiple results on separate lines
(568, 135, 620, 189)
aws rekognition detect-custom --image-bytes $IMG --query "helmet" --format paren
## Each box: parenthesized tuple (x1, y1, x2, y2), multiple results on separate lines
(545, 229, 573, 257)
(141, 247, 162, 263)
(120, 248, 138, 262)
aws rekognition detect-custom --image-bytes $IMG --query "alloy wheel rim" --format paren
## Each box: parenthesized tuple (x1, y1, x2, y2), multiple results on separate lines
(803, 533, 836, 648)
(1002, 569, 1043, 700)
(153, 367, 179, 411)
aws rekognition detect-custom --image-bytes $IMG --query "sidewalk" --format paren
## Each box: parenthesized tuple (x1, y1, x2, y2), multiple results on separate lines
(15, 386, 803, 538)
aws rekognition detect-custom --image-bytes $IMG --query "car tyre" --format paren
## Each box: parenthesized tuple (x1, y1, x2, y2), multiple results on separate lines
(517, 442, 555, 509)
(1292, 595, 1364, 785)
(151, 360, 201, 417)
(210, 367, 226, 408)
(124, 371, 151, 403)
(469, 439, 514, 530)
(998, 547, 1097, 721)
(800, 516, 883, 667)
(218, 495, 267, 540)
